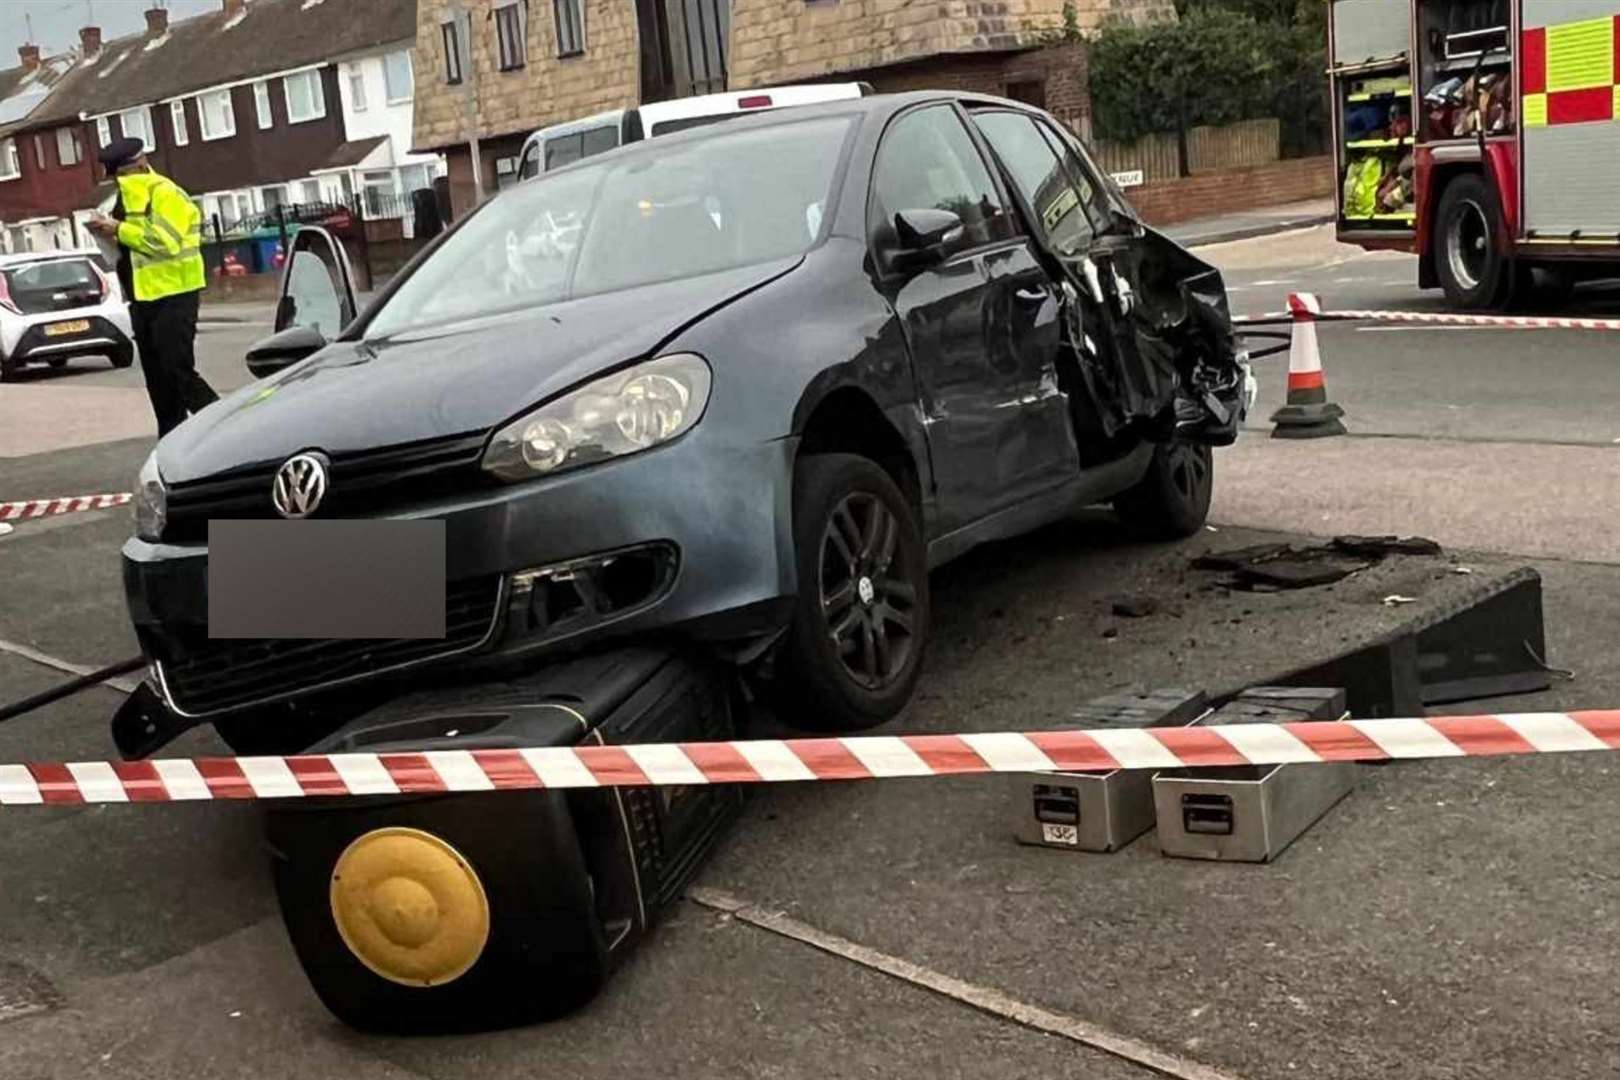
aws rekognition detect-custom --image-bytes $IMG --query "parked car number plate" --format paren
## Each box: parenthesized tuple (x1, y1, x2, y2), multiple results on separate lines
(44, 319, 90, 336)
(207, 519, 447, 640)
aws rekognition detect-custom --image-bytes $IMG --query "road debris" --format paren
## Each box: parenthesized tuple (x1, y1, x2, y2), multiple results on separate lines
(1382, 595, 1419, 606)
(1111, 595, 1161, 618)
(1191, 535, 1444, 592)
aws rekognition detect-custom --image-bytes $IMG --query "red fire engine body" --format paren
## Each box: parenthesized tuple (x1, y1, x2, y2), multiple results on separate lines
(1329, 0, 1620, 309)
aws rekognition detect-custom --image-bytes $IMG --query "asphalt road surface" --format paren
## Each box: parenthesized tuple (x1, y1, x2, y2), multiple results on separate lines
(2, 226, 1619, 1079)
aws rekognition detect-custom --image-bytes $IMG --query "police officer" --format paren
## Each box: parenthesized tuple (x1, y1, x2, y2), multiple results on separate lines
(85, 137, 216, 436)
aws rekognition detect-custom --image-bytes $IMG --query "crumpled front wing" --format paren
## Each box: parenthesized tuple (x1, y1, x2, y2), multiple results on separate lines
(1059, 225, 1247, 446)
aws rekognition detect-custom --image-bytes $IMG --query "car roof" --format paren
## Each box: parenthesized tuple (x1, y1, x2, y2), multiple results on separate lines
(0, 249, 103, 267)
(530, 91, 1037, 173)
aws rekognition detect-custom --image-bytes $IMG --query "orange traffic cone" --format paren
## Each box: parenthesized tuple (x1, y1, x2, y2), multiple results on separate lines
(1270, 292, 1346, 439)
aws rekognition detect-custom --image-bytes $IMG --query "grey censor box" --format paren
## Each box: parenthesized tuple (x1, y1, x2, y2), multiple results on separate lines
(208, 519, 446, 640)
(1153, 687, 1356, 863)
(1011, 688, 1209, 853)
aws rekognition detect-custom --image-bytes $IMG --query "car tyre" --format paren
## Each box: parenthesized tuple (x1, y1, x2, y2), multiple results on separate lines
(0, 357, 15, 383)
(1434, 173, 1510, 310)
(774, 453, 929, 732)
(110, 346, 134, 369)
(1114, 440, 1213, 539)
(266, 791, 610, 1034)
(47, 357, 68, 369)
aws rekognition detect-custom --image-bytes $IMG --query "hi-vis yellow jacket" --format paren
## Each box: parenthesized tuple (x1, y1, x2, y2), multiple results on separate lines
(115, 171, 205, 302)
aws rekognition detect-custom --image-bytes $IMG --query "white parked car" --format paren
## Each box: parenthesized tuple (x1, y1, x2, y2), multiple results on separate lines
(516, 83, 871, 179)
(0, 250, 135, 381)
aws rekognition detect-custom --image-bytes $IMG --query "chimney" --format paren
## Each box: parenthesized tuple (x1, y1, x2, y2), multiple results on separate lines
(16, 44, 40, 72)
(145, 7, 170, 35)
(79, 26, 103, 58)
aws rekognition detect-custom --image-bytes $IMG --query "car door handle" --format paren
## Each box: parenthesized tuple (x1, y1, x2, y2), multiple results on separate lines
(1013, 286, 1049, 304)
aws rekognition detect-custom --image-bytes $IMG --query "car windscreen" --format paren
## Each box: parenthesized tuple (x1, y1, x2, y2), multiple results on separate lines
(3, 259, 102, 313)
(648, 112, 752, 137)
(364, 115, 854, 341)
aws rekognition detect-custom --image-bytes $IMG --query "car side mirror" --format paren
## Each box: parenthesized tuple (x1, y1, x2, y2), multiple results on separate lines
(244, 323, 327, 379)
(887, 208, 967, 273)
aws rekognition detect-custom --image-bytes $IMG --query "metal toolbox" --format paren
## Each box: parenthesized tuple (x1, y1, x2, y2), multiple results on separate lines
(1011, 688, 1208, 853)
(1153, 687, 1356, 863)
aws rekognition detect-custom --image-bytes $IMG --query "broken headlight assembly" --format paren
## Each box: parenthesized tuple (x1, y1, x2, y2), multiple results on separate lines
(482, 353, 712, 481)
(133, 450, 167, 542)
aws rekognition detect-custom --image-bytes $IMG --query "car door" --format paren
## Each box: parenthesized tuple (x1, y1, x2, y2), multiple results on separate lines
(869, 103, 1079, 532)
(971, 107, 1165, 439)
(273, 227, 359, 338)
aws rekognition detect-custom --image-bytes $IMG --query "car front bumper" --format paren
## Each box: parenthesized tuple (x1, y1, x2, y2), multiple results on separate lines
(122, 432, 799, 720)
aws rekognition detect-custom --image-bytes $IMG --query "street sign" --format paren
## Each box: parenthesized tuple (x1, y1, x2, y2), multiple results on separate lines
(1111, 169, 1145, 188)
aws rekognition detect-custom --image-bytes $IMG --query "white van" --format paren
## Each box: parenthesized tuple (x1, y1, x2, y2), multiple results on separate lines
(516, 83, 871, 180)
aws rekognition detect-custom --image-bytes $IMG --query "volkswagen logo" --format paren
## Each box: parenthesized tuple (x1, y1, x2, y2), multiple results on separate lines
(271, 452, 330, 519)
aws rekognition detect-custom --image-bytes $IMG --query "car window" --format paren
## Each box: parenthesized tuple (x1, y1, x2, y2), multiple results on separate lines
(518, 141, 542, 180)
(6, 260, 98, 293)
(973, 110, 1098, 257)
(580, 125, 620, 157)
(545, 133, 583, 170)
(364, 115, 854, 340)
(869, 105, 1013, 248)
(1032, 118, 1111, 230)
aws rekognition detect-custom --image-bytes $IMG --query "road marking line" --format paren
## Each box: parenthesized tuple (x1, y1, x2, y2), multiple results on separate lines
(690, 887, 1243, 1080)
(0, 638, 138, 694)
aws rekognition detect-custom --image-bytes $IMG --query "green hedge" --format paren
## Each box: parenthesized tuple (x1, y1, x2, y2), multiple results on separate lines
(1087, 5, 1328, 161)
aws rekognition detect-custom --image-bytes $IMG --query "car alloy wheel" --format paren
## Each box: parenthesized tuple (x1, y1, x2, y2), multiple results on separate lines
(818, 491, 919, 691)
(1164, 441, 1211, 509)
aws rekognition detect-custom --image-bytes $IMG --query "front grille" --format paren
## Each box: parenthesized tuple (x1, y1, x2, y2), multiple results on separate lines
(163, 431, 492, 542)
(157, 575, 505, 717)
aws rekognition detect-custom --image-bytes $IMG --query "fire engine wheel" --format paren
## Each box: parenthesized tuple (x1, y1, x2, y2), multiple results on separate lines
(1435, 173, 1510, 310)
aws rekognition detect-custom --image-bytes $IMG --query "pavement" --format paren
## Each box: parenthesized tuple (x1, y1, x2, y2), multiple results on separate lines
(1162, 198, 1336, 249)
(3, 212, 1620, 1079)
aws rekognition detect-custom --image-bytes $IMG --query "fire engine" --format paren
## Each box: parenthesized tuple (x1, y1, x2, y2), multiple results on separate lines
(1329, 0, 1620, 309)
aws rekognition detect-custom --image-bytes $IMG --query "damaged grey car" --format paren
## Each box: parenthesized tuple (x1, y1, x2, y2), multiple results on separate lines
(117, 91, 1250, 757)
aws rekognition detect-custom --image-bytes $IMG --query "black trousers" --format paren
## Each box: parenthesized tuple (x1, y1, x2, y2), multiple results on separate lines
(132, 291, 217, 437)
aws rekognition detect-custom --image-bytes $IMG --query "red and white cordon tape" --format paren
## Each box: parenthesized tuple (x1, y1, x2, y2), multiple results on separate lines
(1235, 304, 1620, 332)
(0, 493, 131, 522)
(3, 711, 1619, 807)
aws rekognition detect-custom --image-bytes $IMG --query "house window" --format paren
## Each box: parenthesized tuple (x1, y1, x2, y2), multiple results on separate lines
(0, 139, 19, 181)
(170, 100, 189, 146)
(361, 169, 396, 216)
(33, 135, 45, 170)
(198, 90, 236, 140)
(56, 127, 81, 167)
(120, 107, 153, 151)
(552, 0, 583, 58)
(300, 179, 321, 204)
(260, 185, 287, 212)
(95, 116, 111, 147)
(384, 50, 413, 103)
(233, 192, 253, 223)
(399, 162, 433, 193)
(254, 81, 273, 129)
(496, 2, 528, 69)
(282, 70, 325, 124)
(441, 17, 465, 84)
(348, 69, 368, 112)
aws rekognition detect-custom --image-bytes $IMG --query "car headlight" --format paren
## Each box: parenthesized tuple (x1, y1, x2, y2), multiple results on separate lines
(134, 451, 166, 541)
(482, 353, 711, 481)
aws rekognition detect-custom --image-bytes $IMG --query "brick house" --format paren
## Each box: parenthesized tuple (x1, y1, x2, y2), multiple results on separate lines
(0, 0, 441, 251)
(413, 0, 1172, 217)
(0, 43, 95, 253)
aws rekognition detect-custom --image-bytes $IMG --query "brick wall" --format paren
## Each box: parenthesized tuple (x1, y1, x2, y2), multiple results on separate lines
(414, 0, 640, 153)
(415, 0, 1169, 153)
(840, 43, 1090, 135)
(731, 0, 1166, 87)
(1123, 156, 1334, 227)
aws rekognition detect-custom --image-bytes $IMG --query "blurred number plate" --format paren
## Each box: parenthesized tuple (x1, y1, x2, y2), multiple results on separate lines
(44, 319, 90, 336)
(208, 520, 446, 640)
